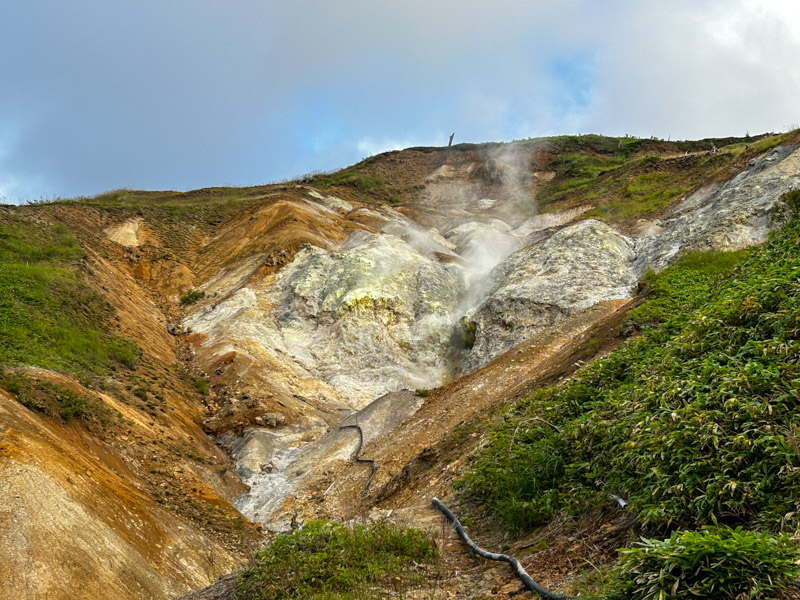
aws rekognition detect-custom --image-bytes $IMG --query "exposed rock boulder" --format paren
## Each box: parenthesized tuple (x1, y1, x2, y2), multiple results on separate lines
(185, 233, 467, 407)
(104, 218, 155, 247)
(274, 234, 467, 402)
(461, 219, 637, 371)
(635, 145, 800, 273)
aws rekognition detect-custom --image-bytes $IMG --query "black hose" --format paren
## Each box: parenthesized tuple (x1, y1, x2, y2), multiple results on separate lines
(339, 423, 376, 498)
(432, 497, 574, 600)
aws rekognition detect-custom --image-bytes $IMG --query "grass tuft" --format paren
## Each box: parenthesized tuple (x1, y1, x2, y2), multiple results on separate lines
(180, 289, 205, 305)
(233, 520, 438, 600)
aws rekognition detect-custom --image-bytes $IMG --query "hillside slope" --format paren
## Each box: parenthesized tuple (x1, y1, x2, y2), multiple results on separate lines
(1, 131, 799, 599)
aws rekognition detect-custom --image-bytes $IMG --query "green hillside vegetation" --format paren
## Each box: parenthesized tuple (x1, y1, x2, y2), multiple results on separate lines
(233, 520, 438, 600)
(459, 191, 800, 598)
(0, 214, 139, 421)
(0, 215, 139, 376)
(537, 132, 797, 221)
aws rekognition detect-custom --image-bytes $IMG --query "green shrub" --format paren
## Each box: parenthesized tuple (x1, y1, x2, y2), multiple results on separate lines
(774, 188, 800, 224)
(234, 520, 437, 600)
(180, 289, 205, 305)
(194, 378, 209, 395)
(610, 527, 800, 600)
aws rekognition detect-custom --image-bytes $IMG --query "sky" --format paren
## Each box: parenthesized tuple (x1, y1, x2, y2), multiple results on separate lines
(1, 1, 799, 204)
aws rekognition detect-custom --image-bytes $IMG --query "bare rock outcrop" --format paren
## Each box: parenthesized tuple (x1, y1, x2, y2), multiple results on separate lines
(186, 232, 467, 407)
(635, 145, 800, 273)
(461, 219, 637, 371)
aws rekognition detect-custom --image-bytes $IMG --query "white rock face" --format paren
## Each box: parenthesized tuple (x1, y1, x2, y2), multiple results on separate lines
(306, 189, 354, 214)
(186, 233, 467, 407)
(104, 218, 153, 247)
(187, 146, 800, 411)
(461, 219, 637, 371)
(635, 145, 800, 273)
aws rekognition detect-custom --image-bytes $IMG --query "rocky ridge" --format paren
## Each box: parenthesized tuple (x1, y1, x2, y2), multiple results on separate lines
(196, 142, 800, 535)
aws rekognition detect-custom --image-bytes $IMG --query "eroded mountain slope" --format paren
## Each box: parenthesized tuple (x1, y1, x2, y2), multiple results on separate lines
(3, 131, 800, 600)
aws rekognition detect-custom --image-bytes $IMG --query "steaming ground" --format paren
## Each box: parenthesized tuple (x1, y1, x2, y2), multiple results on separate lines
(188, 144, 800, 531)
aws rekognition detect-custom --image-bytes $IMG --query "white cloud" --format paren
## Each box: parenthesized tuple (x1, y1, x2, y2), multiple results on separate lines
(584, 1, 800, 138)
(355, 136, 428, 157)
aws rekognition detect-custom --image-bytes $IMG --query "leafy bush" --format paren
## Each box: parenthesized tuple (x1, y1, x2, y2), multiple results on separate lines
(233, 520, 437, 600)
(180, 289, 205, 305)
(609, 527, 800, 600)
(194, 378, 209, 395)
(774, 188, 800, 224)
(461, 218, 800, 531)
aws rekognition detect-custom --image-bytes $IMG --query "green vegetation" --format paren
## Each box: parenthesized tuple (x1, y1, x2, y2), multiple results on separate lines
(0, 371, 115, 425)
(415, 388, 431, 398)
(460, 198, 800, 595)
(533, 131, 796, 222)
(310, 163, 386, 193)
(610, 528, 800, 600)
(233, 520, 438, 600)
(180, 289, 205, 305)
(586, 171, 690, 221)
(628, 249, 751, 330)
(545, 152, 627, 197)
(194, 377, 209, 395)
(774, 187, 800, 224)
(0, 217, 140, 377)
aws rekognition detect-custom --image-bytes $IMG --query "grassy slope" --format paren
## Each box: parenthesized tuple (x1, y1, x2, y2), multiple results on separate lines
(459, 208, 800, 596)
(0, 212, 141, 423)
(0, 214, 138, 375)
(529, 132, 796, 221)
(0, 209, 263, 561)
